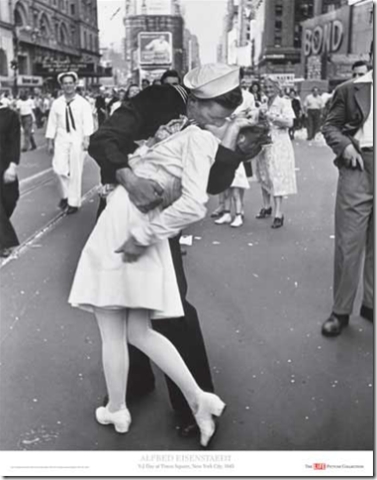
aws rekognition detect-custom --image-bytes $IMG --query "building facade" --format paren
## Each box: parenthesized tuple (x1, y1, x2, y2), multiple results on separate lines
(250, 0, 315, 77)
(124, 0, 189, 83)
(217, 0, 253, 69)
(183, 29, 200, 73)
(0, 1, 14, 91)
(0, 0, 102, 94)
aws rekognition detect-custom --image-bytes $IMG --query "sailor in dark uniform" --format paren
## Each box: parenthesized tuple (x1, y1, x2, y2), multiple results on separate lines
(0, 101, 21, 258)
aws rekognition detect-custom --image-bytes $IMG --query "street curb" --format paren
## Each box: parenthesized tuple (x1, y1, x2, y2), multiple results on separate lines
(0, 185, 100, 270)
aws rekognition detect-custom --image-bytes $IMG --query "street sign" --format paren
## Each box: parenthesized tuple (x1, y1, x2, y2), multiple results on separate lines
(266, 73, 296, 84)
(34, 62, 101, 77)
(17, 75, 43, 87)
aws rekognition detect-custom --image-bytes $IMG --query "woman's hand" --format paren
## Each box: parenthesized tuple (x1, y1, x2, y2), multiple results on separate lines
(115, 236, 147, 263)
(47, 139, 54, 155)
(212, 116, 259, 151)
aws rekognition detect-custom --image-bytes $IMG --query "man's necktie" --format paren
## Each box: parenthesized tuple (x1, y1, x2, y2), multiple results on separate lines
(65, 100, 76, 133)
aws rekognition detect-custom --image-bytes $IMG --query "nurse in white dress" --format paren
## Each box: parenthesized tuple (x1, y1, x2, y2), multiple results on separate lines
(69, 64, 250, 447)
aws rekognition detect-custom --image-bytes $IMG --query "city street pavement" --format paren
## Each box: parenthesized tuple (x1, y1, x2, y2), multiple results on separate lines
(13, 126, 100, 245)
(0, 134, 373, 451)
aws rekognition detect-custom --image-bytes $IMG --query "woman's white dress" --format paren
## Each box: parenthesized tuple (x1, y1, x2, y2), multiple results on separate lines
(69, 125, 220, 319)
(254, 96, 297, 196)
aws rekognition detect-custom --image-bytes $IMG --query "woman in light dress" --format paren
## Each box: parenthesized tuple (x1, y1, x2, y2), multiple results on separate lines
(69, 64, 252, 448)
(254, 76, 297, 228)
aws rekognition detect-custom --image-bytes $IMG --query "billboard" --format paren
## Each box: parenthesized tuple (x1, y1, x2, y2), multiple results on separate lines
(139, 32, 172, 65)
(302, 5, 351, 57)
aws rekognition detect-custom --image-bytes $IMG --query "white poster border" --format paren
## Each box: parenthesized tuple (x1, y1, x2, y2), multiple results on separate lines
(0, 450, 373, 477)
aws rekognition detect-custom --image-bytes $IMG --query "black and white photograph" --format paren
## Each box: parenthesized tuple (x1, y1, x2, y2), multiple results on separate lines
(0, 0, 374, 476)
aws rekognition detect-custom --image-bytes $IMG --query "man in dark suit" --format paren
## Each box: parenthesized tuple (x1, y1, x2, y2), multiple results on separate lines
(89, 81, 247, 435)
(0, 101, 21, 258)
(321, 49, 373, 337)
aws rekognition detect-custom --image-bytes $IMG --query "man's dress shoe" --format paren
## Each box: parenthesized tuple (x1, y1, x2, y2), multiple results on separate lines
(321, 314, 349, 337)
(66, 206, 79, 215)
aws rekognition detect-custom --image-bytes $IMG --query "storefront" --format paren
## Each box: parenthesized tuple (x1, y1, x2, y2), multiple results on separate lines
(33, 61, 112, 91)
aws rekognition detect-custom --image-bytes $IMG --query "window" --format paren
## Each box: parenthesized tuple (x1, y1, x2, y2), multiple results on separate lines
(294, 0, 314, 47)
(83, 31, 87, 49)
(39, 14, 50, 38)
(14, 9, 23, 26)
(275, 17, 282, 46)
(33, 10, 39, 28)
(60, 23, 68, 44)
(275, 0, 283, 16)
(70, 3, 75, 15)
(18, 55, 28, 75)
(294, 24, 302, 48)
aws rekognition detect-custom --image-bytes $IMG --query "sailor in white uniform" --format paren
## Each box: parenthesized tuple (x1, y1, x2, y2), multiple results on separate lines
(46, 71, 94, 214)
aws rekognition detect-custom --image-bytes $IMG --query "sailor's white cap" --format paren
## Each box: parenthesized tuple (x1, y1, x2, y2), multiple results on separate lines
(57, 71, 78, 84)
(184, 64, 240, 99)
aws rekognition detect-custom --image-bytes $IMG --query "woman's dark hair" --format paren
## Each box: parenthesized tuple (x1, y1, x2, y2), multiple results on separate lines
(249, 81, 262, 102)
(211, 86, 243, 110)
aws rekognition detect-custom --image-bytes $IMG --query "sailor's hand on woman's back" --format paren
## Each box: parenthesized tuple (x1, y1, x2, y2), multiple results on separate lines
(116, 168, 164, 213)
(115, 235, 147, 263)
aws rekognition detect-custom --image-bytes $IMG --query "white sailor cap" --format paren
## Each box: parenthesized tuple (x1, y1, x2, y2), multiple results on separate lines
(184, 64, 240, 99)
(57, 71, 78, 84)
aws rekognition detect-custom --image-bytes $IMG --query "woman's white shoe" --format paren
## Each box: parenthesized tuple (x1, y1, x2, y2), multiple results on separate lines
(95, 406, 132, 433)
(214, 212, 232, 225)
(193, 392, 226, 448)
(230, 214, 243, 228)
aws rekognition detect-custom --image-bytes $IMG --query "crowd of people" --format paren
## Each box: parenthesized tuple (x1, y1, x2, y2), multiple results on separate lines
(0, 54, 373, 449)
